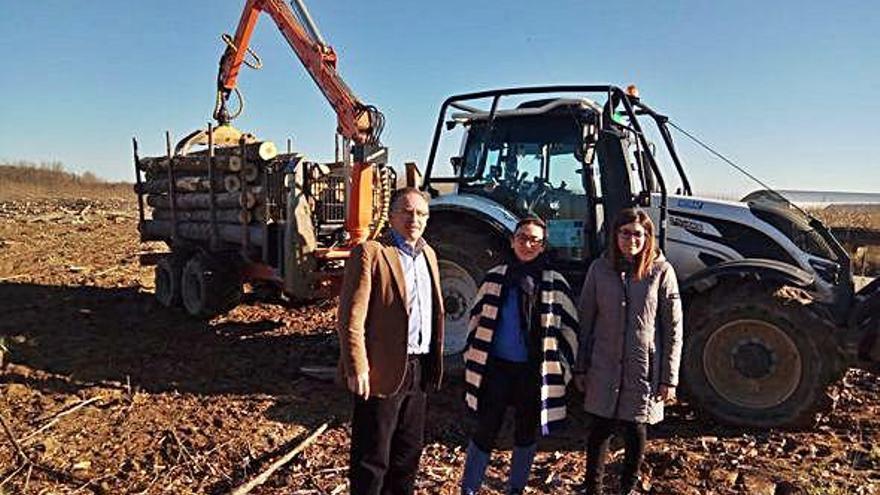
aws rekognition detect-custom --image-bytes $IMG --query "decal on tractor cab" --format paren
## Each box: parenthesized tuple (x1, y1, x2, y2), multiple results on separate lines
(670, 215, 706, 234)
(676, 198, 705, 210)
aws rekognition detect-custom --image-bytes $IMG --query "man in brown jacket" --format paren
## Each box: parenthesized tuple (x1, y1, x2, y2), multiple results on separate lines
(337, 187, 444, 495)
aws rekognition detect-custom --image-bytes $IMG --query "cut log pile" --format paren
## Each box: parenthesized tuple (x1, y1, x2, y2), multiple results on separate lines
(135, 141, 278, 247)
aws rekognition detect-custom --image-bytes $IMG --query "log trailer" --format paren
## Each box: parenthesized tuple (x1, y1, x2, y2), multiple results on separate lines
(133, 0, 395, 316)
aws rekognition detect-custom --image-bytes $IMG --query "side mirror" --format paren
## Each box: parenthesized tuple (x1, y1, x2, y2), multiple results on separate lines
(637, 190, 651, 207)
(450, 156, 463, 174)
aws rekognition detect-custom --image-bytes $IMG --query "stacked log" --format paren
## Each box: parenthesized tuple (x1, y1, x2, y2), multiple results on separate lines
(135, 140, 277, 247)
(140, 220, 265, 246)
(134, 176, 228, 195)
(145, 187, 263, 210)
(151, 207, 265, 224)
(142, 142, 274, 179)
(140, 155, 244, 175)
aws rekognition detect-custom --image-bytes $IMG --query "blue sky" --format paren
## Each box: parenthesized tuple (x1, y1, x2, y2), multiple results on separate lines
(2, 1, 878, 196)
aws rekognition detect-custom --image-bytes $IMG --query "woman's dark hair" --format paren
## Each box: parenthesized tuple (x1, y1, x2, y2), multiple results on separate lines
(505, 217, 550, 263)
(514, 217, 547, 238)
(606, 208, 656, 280)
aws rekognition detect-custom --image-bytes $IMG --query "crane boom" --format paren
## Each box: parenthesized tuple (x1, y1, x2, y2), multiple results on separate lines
(215, 0, 387, 245)
(216, 0, 380, 145)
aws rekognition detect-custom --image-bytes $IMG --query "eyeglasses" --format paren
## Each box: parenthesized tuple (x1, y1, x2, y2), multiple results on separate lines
(392, 208, 429, 219)
(514, 234, 545, 246)
(618, 229, 646, 240)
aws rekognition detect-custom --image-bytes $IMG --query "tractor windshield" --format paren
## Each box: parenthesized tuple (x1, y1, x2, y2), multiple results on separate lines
(461, 115, 580, 181)
(457, 113, 589, 220)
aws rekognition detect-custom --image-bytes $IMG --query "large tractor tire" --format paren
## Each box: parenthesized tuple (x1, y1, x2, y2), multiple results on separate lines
(424, 220, 507, 357)
(180, 252, 242, 319)
(683, 283, 838, 428)
(154, 255, 185, 308)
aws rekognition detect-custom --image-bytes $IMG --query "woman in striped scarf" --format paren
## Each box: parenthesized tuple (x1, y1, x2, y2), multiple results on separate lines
(460, 217, 579, 495)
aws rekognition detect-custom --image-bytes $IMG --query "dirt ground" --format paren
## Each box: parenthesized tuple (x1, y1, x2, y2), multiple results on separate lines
(1, 189, 879, 494)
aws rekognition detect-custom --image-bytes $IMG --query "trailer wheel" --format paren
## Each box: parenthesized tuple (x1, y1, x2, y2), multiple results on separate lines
(683, 283, 833, 428)
(180, 253, 242, 319)
(154, 256, 184, 307)
(425, 220, 506, 357)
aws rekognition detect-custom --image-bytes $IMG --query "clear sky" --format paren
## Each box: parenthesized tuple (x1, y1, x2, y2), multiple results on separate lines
(2, 0, 878, 196)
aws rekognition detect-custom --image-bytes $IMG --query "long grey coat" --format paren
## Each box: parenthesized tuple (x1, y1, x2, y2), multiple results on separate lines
(575, 254, 683, 424)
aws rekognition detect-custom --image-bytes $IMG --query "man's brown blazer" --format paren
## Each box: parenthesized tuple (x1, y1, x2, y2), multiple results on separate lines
(336, 234, 445, 397)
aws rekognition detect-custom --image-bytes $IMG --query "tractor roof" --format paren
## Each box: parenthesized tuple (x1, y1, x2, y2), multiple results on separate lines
(450, 97, 602, 124)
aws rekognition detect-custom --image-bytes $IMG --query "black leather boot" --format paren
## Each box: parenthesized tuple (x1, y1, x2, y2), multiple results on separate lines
(619, 474, 638, 495)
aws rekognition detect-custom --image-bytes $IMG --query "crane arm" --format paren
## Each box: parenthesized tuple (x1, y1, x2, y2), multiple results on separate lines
(214, 0, 387, 246)
(216, 0, 381, 145)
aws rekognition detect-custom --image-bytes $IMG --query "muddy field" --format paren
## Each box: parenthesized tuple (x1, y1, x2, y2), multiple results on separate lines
(1, 188, 879, 494)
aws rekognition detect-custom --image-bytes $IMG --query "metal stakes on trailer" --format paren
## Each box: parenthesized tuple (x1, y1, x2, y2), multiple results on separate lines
(165, 131, 179, 242)
(261, 155, 271, 264)
(132, 137, 145, 224)
(207, 123, 220, 251)
(239, 135, 251, 259)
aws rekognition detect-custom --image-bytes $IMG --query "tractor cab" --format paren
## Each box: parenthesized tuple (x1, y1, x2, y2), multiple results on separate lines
(423, 86, 667, 289)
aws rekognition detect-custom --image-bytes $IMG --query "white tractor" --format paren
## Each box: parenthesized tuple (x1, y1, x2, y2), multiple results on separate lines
(419, 85, 879, 428)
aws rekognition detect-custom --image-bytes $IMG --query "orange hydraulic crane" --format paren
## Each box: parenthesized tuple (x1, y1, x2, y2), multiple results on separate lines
(214, 0, 387, 246)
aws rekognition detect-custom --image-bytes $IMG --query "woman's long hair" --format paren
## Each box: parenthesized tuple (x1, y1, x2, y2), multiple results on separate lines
(606, 208, 657, 281)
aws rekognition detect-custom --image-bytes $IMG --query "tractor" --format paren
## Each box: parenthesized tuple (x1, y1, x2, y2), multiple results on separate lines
(418, 85, 880, 427)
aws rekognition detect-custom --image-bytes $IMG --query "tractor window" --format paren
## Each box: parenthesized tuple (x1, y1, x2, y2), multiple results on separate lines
(547, 145, 586, 195)
(458, 114, 599, 268)
(512, 143, 543, 184)
(459, 116, 589, 222)
(481, 142, 544, 188)
(462, 117, 582, 180)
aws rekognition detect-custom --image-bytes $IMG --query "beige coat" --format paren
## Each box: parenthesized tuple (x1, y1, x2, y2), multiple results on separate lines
(576, 254, 683, 424)
(336, 234, 445, 397)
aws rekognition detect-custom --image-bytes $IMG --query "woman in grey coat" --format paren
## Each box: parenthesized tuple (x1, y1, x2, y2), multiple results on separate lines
(574, 208, 683, 495)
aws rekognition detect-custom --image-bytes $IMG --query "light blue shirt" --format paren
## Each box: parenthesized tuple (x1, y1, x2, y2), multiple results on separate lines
(390, 229, 433, 355)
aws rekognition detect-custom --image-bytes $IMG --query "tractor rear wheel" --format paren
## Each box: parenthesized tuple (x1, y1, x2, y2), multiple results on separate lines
(180, 252, 242, 319)
(683, 283, 836, 428)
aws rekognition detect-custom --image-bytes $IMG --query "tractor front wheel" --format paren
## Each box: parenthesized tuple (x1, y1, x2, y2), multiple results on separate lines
(683, 283, 836, 428)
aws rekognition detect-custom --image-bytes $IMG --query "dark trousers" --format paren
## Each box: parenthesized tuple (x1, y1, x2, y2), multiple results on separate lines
(472, 357, 540, 452)
(585, 414, 646, 493)
(349, 356, 427, 495)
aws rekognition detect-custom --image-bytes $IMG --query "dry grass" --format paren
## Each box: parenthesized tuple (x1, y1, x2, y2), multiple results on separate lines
(811, 205, 880, 230)
(0, 161, 131, 201)
(809, 205, 880, 276)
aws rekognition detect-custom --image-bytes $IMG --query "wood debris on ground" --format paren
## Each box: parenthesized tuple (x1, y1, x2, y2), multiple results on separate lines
(0, 191, 878, 494)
